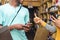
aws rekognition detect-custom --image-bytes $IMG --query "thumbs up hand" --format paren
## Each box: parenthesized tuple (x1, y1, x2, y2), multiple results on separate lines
(34, 13, 41, 24)
(34, 13, 46, 27)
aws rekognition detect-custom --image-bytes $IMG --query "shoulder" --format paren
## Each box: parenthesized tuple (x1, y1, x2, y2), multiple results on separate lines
(22, 6, 29, 11)
(21, 6, 29, 14)
(0, 3, 9, 10)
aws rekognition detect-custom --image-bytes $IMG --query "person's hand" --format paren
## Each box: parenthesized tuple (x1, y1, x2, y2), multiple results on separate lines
(51, 16, 60, 28)
(34, 13, 41, 24)
(34, 13, 46, 27)
(23, 23, 32, 32)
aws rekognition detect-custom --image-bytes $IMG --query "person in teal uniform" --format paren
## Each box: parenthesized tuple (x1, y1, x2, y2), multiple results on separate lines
(0, 0, 31, 40)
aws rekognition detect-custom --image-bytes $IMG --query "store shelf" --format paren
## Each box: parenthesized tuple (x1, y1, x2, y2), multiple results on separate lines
(24, 0, 40, 1)
(23, 1, 40, 6)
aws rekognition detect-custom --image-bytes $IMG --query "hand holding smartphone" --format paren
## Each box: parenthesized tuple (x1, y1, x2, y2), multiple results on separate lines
(22, 23, 32, 32)
(23, 23, 32, 28)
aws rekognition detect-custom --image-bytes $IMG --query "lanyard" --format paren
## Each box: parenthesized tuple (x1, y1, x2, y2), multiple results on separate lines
(9, 5, 22, 25)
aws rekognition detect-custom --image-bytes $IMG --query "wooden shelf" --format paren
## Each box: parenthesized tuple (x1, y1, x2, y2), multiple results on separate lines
(40, 9, 58, 14)
(23, 0, 40, 2)
(40, 0, 49, 7)
(24, 0, 40, 1)
(23, 1, 40, 6)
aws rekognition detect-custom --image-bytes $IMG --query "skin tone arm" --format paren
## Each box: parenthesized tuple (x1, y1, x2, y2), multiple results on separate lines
(0, 24, 25, 30)
(0, 23, 32, 32)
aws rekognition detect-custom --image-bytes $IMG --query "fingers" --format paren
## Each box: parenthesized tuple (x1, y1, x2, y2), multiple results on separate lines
(51, 16, 57, 20)
(23, 25, 30, 32)
(23, 25, 30, 29)
(24, 28, 30, 32)
(51, 18, 55, 23)
(51, 16, 57, 23)
(34, 14, 40, 23)
(34, 13, 37, 18)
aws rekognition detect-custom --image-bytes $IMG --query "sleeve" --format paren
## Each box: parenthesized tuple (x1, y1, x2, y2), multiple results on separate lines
(40, 21, 56, 33)
(45, 24, 56, 33)
(41, 21, 46, 27)
(24, 9, 30, 24)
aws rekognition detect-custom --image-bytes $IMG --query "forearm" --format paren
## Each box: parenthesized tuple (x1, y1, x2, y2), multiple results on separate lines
(39, 20, 56, 33)
(45, 24, 56, 33)
(0, 25, 14, 31)
(8, 25, 15, 30)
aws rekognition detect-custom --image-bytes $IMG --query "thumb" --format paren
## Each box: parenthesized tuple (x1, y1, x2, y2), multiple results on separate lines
(34, 13, 37, 18)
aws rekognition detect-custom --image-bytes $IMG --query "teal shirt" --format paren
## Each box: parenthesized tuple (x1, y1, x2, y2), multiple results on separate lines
(0, 3, 29, 40)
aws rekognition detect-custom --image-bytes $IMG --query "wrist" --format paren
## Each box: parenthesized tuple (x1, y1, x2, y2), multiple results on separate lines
(39, 20, 46, 27)
(8, 25, 15, 30)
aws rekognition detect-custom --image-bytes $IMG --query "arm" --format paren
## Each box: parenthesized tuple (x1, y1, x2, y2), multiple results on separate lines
(0, 9, 16, 30)
(45, 24, 56, 33)
(8, 9, 30, 31)
(8, 24, 24, 30)
(34, 14, 56, 33)
(0, 7, 26, 30)
(39, 20, 56, 33)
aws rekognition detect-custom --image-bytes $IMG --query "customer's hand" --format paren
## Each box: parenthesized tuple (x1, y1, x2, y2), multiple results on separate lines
(34, 13, 46, 27)
(34, 13, 41, 24)
(51, 16, 60, 28)
(23, 23, 32, 32)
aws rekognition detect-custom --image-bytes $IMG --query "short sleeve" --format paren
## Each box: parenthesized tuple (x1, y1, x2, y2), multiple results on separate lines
(24, 9, 30, 24)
